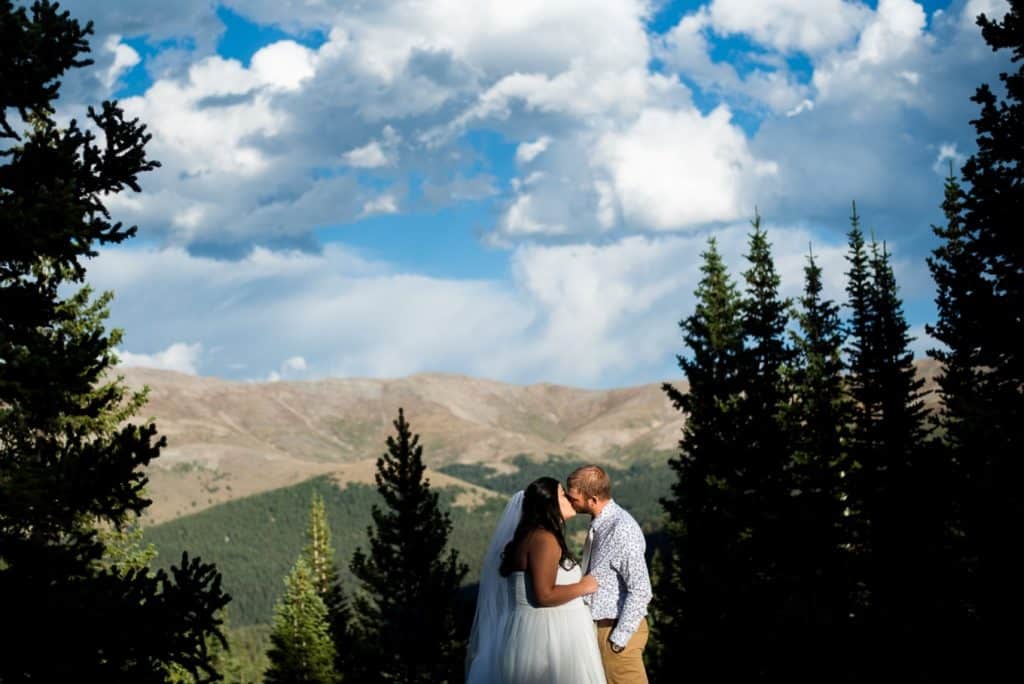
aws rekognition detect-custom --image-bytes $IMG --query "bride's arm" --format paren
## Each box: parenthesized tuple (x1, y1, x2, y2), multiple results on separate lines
(527, 530, 598, 607)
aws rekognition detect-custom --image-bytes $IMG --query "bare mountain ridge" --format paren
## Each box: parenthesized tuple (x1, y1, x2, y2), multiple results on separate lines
(124, 367, 686, 523)
(127, 360, 941, 524)
(124, 368, 686, 464)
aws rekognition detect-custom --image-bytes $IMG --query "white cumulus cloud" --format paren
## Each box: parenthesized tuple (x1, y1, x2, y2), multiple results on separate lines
(516, 137, 551, 164)
(707, 0, 871, 54)
(86, 215, 937, 387)
(593, 106, 778, 230)
(50, 0, 1015, 254)
(267, 355, 309, 381)
(101, 35, 141, 90)
(361, 194, 399, 216)
(251, 40, 317, 91)
(118, 342, 202, 375)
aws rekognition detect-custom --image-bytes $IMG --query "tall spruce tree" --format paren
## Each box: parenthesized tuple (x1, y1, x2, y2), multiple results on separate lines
(845, 210, 941, 676)
(739, 213, 792, 431)
(303, 491, 353, 678)
(964, 0, 1024, 390)
(0, 2, 229, 680)
(925, 165, 985, 634)
(868, 238, 927, 478)
(947, 0, 1024, 654)
(349, 408, 468, 684)
(873, 238, 956, 676)
(782, 247, 853, 662)
(659, 238, 746, 680)
(842, 204, 879, 601)
(926, 166, 986, 428)
(265, 557, 340, 684)
(844, 203, 880, 456)
(736, 213, 794, 646)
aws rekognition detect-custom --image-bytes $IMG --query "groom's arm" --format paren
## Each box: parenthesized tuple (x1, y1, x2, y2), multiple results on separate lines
(608, 527, 652, 649)
(528, 530, 598, 607)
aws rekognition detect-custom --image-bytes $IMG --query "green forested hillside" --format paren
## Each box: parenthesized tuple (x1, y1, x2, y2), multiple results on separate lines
(144, 456, 673, 628)
(439, 452, 674, 532)
(145, 477, 506, 626)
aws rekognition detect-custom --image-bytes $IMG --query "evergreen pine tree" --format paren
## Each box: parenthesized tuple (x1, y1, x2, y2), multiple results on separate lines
(926, 165, 987, 447)
(868, 238, 927, 480)
(739, 212, 792, 429)
(96, 508, 160, 577)
(0, 2, 229, 680)
(736, 213, 794, 648)
(349, 408, 469, 684)
(642, 545, 671, 678)
(925, 166, 984, 639)
(845, 209, 939, 676)
(303, 491, 354, 678)
(869, 237, 934, 632)
(844, 203, 880, 462)
(782, 246, 853, 666)
(964, 0, 1024, 390)
(265, 558, 340, 684)
(658, 238, 746, 681)
(947, 1, 1024, 655)
(842, 204, 879, 608)
(168, 609, 245, 684)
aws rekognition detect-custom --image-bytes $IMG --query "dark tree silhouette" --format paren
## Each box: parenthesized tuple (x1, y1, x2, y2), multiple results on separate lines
(736, 213, 795, 656)
(780, 246, 854, 669)
(0, 2, 229, 681)
(929, 0, 1024, 671)
(845, 210, 948, 678)
(349, 408, 468, 683)
(658, 238, 747, 681)
(924, 165, 990, 678)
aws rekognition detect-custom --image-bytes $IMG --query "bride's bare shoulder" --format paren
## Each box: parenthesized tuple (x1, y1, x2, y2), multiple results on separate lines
(525, 528, 558, 549)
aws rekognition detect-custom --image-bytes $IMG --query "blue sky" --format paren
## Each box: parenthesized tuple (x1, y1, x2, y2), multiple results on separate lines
(44, 0, 1013, 387)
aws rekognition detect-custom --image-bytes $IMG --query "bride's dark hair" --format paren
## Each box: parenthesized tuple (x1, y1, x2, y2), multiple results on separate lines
(499, 477, 577, 576)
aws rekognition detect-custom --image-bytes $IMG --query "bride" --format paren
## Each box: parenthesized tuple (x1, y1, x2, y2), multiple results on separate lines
(466, 477, 607, 684)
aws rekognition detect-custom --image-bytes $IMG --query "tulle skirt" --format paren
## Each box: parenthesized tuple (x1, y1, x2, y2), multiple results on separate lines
(497, 572, 607, 684)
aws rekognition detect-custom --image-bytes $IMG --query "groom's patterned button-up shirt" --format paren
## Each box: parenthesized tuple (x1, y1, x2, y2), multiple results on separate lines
(582, 500, 652, 648)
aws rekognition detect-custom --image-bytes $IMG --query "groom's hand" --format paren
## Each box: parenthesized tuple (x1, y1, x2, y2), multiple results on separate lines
(608, 637, 625, 654)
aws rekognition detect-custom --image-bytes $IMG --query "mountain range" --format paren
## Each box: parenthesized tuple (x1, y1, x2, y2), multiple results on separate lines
(125, 359, 941, 524)
(124, 367, 685, 523)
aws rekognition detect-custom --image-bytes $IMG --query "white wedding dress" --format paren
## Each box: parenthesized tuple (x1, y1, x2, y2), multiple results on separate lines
(466, 491, 606, 684)
(498, 565, 607, 684)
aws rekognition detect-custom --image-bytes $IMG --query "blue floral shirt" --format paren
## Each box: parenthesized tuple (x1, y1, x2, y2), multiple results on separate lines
(582, 500, 653, 648)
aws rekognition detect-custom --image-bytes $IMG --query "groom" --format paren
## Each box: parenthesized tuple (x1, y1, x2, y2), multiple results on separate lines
(567, 465, 652, 684)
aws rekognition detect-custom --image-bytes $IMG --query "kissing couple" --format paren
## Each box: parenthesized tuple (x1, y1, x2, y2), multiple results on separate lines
(465, 465, 653, 684)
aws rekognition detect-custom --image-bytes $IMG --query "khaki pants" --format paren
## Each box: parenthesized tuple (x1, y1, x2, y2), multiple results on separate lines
(596, 618, 649, 684)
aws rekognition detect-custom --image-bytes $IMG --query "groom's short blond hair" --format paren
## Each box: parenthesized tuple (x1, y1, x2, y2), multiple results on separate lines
(567, 465, 611, 501)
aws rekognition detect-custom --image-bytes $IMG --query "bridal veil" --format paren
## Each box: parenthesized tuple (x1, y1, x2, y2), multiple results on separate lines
(465, 490, 523, 683)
